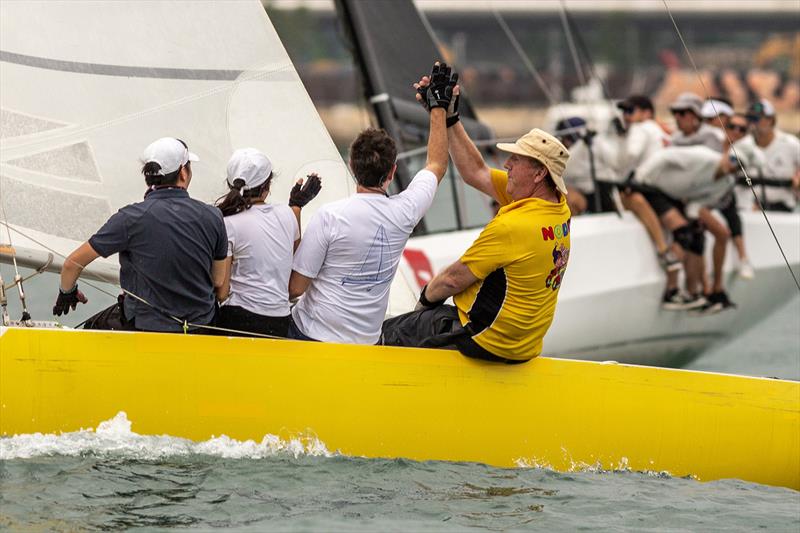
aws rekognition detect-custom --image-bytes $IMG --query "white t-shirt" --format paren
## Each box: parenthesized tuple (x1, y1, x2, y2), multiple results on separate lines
(223, 203, 299, 316)
(671, 123, 725, 152)
(292, 169, 438, 344)
(562, 135, 621, 193)
(735, 131, 800, 209)
(619, 119, 670, 178)
(636, 145, 733, 216)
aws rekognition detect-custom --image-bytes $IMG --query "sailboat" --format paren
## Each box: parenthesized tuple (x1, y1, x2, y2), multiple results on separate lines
(334, 0, 800, 366)
(0, 1, 798, 491)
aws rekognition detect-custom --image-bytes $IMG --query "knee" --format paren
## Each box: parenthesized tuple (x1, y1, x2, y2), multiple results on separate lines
(673, 224, 705, 255)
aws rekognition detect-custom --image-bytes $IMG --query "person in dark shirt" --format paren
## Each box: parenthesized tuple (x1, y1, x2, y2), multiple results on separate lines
(53, 137, 227, 332)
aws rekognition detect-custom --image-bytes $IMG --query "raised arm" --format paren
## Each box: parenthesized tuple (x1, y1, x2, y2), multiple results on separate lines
(447, 121, 498, 201)
(425, 108, 448, 182)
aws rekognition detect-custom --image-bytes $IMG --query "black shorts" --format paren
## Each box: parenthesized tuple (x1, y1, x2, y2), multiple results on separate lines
(627, 182, 685, 216)
(216, 305, 291, 338)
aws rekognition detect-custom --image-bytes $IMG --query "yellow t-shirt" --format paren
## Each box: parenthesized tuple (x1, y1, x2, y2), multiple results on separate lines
(453, 169, 572, 360)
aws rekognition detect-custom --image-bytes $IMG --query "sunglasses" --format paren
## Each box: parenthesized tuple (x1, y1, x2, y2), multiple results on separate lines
(726, 124, 748, 133)
(620, 107, 634, 115)
(672, 109, 692, 117)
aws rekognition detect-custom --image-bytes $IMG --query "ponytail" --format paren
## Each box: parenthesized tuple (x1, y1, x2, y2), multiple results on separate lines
(215, 176, 272, 217)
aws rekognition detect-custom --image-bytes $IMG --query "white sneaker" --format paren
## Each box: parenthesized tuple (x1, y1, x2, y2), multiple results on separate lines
(738, 260, 755, 280)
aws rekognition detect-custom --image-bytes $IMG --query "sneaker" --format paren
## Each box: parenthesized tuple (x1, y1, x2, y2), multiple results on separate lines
(661, 289, 706, 311)
(658, 250, 682, 273)
(699, 291, 737, 315)
(738, 260, 755, 280)
(682, 293, 709, 310)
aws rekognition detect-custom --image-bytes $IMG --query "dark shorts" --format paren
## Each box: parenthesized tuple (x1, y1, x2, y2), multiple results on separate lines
(216, 305, 291, 338)
(580, 183, 618, 214)
(627, 182, 685, 217)
(381, 305, 528, 364)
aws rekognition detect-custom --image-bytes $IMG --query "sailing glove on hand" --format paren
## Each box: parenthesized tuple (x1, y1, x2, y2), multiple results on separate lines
(53, 284, 88, 316)
(416, 63, 460, 126)
(415, 284, 446, 312)
(422, 62, 457, 110)
(289, 173, 322, 208)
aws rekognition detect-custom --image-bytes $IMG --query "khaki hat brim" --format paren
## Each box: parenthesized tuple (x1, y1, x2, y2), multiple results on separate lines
(495, 143, 568, 196)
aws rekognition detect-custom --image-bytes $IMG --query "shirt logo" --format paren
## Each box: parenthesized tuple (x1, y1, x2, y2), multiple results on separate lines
(541, 220, 570, 241)
(545, 243, 570, 291)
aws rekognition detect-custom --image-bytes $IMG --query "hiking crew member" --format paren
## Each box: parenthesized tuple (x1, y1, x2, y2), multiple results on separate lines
(287, 62, 455, 344)
(737, 99, 800, 212)
(214, 148, 321, 337)
(555, 116, 618, 215)
(54, 138, 227, 332)
(718, 113, 755, 279)
(383, 116, 572, 363)
(632, 145, 739, 313)
(701, 98, 734, 130)
(670, 92, 725, 152)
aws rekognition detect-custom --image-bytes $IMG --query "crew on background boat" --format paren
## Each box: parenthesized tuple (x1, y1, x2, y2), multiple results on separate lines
(286, 63, 454, 344)
(701, 97, 735, 130)
(670, 92, 725, 152)
(214, 148, 321, 338)
(554, 116, 618, 216)
(735, 99, 800, 212)
(382, 72, 572, 362)
(615, 94, 685, 299)
(717, 112, 755, 279)
(53, 137, 228, 333)
(630, 145, 739, 313)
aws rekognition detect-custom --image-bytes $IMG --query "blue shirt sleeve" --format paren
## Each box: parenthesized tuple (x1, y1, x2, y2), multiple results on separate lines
(88, 210, 129, 258)
(213, 209, 228, 261)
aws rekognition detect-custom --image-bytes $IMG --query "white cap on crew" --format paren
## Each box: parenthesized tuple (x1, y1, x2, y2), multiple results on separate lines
(701, 99, 734, 119)
(141, 137, 198, 175)
(226, 148, 273, 190)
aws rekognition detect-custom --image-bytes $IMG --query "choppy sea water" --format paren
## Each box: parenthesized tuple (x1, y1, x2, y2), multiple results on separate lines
(2, 296, 799, 531)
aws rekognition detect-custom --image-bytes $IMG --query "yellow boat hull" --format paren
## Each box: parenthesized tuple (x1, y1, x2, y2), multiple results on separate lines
(1, 327, 798, 490)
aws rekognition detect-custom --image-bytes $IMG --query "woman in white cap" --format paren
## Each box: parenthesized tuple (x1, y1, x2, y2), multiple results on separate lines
(215, 148, 321, 337)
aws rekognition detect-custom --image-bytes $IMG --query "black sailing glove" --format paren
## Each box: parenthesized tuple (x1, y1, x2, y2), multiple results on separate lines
(423, 62, 457, 110)
(289, 173, 322, 208)
(414, 284, 446, 312)
(53, 284, 88, 316)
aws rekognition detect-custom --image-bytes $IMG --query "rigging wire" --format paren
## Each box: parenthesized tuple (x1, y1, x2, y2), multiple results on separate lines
(0, 197, 32, 321)
(558, 0, 587, 88)
(662, 0, 800, 293)
(489, 5, 558, 106)
(0, 220, 284, 338)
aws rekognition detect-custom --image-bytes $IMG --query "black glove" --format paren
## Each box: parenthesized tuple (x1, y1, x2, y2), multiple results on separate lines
(422, 62, 457, 110)
(446, 87, 460, 128)
(53, 284, 88, 316)
(289, 173, 322, 208)
(416, 284, 445, 310)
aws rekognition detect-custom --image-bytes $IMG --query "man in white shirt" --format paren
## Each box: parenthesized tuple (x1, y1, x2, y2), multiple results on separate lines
(737, 99, 800, 212)
(615, 95, 683, 280)
(670, 92, 725, 152)
(287, 62, 454, 344)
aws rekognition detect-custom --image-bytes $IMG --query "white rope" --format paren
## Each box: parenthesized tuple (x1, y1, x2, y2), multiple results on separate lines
(1, 221, 285, 337)
(662, 0, 799, 293)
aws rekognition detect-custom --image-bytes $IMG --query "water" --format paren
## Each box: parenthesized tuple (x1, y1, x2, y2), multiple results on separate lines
(2, 296, 799, 531)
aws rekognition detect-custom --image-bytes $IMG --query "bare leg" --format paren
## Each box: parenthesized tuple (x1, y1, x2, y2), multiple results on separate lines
(621, 191, 668, 253)
(659, 208, 695, 293)
(733, 235, 747, 261)
(698, 207, 731, 293)
(566, 186, 588, 215)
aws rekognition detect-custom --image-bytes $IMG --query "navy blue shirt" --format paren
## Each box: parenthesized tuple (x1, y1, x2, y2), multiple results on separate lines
(89, 188, 227, 332)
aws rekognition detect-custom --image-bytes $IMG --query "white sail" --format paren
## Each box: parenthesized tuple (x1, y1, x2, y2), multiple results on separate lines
(0, 0, 351, 258)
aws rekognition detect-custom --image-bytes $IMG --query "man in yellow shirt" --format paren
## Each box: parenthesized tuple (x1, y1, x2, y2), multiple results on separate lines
(382, 124, 571, 362)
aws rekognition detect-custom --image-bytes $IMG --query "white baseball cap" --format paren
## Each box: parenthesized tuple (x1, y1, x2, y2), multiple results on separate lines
(141, 137, 198, 175)
(226, 148, 273, 190)
(701, 99, 734, 119)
